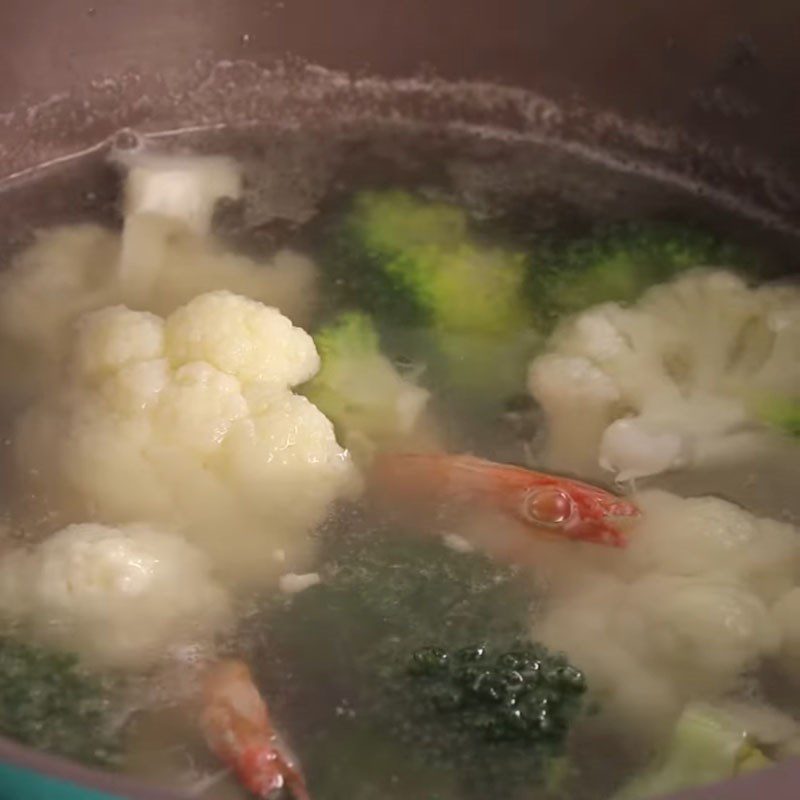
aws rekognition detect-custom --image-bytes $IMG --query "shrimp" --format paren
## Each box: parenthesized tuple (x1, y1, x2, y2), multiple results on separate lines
(200, 659, 310, 800)
(371, 452, 639, 547)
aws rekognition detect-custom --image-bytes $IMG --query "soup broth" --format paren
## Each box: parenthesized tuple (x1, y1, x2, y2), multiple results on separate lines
(1, 125, 799, 800)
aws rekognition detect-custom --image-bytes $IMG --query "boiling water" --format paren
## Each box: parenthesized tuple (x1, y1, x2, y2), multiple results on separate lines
(1, 123, 799, 800)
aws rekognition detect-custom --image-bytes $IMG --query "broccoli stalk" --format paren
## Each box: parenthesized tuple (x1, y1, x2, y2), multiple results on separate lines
(612, 704, 772, 800)
(304, 311, 432, 460)
(328, 191, 538, 402)
(0, 636, 123, 767)
(527, 223, 756, 331)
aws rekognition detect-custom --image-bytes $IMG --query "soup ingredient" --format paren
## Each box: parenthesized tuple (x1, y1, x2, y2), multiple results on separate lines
(527, 353, 624, 477)
(303, 311, 431, 461)
(331, 191, 527, 332)
(0, 523, 230, 669)
(0, 153, 318, 398)
(621, 490, 799, 603)
(407, 643, 586, 748)
(770, 587, 800, 676)
(14, 291, 358, 582)
(120, 152, 241, 238)
(0, 636, 122, 766)
(250, 523, 548, 796)
(201, 659, 309, 800)
(620, 575, 779, 689)
(329, 190, 536, 396)
(757, 395, 800, 438)
(371, 452, 639, 547)
(534, 489, 797, 739)
(527, 269, 800, 480)
(117, 152, 318, 322)
(527, 222, 752, 332)
(612, 703, 771, 800)
(279, 572, 321, 594)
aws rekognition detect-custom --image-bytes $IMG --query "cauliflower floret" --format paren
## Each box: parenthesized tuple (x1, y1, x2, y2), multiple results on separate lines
(14, 292, 358, 583)
(75, 305, 165, 380)
(532, 489, 797, 742)
(0, 154, 319, 400)
(599, 418, 688, 482)
(121, 153, 242, 237)
(536, 578, 681, 739)
(616, 575, 779, 692)
(0, 523, 230, 669)
(528, 269, 800, 480)
(164, 291, 319, 386)
(627, 490, 800, 602)
(0, 225, 120, 389)
(527, 353, 621, 475)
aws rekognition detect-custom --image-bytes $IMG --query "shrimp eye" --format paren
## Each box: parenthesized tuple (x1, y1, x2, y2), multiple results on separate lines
(523, 488, 574, 527)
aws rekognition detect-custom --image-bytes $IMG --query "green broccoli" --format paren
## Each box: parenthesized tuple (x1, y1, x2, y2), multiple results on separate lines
(0, 636, 123, 767)
(327, 191, 538, 402)
(406, 642, 586, 751)
(331, 191, 530, 334)
(754, 395, 800, 438)
(612, 703, 772, 800)
(527, 222, 756, 331)
(303, 311, 431, 461)
(242, 522, 578, 798)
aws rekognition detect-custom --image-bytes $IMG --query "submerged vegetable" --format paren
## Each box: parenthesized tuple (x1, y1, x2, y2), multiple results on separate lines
(528, 270, 800, 480)
(535, 489, 797, 739)
(526, 222, 754, 331)
(612, 703, 771, 800)
(330, 191, 527, 332)
(0, 523, 230, 669)
(0, 154, 318, 399)
(0, 636, 122, 766)
(303, 311, 432, 460)
(328, 190, 536, 399)
(756, 395, 800, 438)
(13, 291, 358, 583)
(407, 642, 586, 749)
(244, 519, 550, 795)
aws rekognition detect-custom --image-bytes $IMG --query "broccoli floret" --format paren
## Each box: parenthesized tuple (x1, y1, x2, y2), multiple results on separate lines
(755, 395, 800, 438)
(0, 636, 123, 767)
(406, 643, 585, 750)
(528, 223, 755, 331)
(612, 704, 772, 800)
(333, 191, 529, 335)
(303, 311, 430, 461)
(243, 522, 571, 798)
(327, 191, 537, 402)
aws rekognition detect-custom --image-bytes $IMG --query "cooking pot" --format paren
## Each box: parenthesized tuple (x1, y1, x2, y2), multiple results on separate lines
(1, 1, 800, 798)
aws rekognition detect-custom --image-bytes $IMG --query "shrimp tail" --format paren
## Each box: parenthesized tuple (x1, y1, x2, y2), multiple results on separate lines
(201, 659, 311, 800)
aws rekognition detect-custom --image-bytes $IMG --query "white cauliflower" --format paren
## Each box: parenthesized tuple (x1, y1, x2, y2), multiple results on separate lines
(303, 312, 434, 462)
(533, 489, 799, 741)
(0, 153, 318, 399)
(527, 270, 800, 481)
(616, 575, 779, 692)
(537, 577, 682, 739)
(626, 490, 800, 603)
(0, 522, 230, 669)
(14, 291, 358, 583)
(527, 353, 621, 475)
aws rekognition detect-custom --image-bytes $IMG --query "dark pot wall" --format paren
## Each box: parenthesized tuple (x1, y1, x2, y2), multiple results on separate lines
(2, 0, 800, 173)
